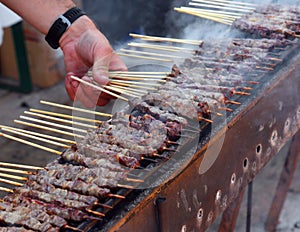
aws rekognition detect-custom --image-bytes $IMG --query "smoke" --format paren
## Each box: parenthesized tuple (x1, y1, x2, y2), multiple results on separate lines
(164, 0, 300, 41)
(82, 0, 171, 47)
(82, 0, 300, 48)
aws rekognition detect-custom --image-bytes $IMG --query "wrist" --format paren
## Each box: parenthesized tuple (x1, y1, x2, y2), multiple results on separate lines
(59, 15, 97, 48)
(45, 7, 86, 49)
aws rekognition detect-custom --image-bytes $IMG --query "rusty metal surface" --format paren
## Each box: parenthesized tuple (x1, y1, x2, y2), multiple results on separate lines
(265, 130, 300, 232)
(218, 186, 246, 232)
(92, 46, 300, 232)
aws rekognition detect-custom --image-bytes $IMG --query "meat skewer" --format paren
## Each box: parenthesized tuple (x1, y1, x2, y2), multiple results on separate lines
(24, 180, 98, 205)
(0, 227, 35, 232)
(4, 194, 99, 222)
(0, 201, 71, 230)
(27, 172, 123, 199)
(0, 208, 60, 232)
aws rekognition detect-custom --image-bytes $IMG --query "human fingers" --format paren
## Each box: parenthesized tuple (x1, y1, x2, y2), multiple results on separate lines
(108, 52, 128, 71)
(65, 73, 78, 101)
(72, 75, 102, 109)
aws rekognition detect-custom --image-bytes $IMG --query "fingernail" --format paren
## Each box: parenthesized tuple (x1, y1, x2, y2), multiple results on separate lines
(101, 76, 109, 84)
(95, 75, 109, 85)
(71, 81, 79, 88)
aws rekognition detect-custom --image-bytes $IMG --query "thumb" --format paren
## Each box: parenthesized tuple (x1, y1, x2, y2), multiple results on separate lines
(91, 53, 112, 86)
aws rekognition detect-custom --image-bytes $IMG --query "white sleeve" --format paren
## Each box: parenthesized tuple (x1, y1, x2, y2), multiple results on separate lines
(0, 3, 22, 45)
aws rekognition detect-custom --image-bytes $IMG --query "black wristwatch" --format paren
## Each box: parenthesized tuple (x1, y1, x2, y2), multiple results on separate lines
(45, 7, 86, 49)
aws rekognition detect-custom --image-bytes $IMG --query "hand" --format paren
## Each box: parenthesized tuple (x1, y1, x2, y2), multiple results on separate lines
(59, 16, 127, 108)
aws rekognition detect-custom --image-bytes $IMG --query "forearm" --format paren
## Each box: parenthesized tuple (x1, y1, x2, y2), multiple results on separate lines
(1, 0, 76, 34)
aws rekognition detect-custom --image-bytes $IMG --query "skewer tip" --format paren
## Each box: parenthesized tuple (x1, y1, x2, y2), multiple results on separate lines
(86, 209, 106, 217)
(63, 225, 84, 232)
(108, 193, 126, 199)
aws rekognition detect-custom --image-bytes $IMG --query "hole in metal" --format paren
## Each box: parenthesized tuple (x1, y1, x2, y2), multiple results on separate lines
(270, 130, 278, 146)
(243, 158, 249, 169)
(197, 208, 204, 220)
(256, 144, 262, 155)
(231, 173, 236, 184)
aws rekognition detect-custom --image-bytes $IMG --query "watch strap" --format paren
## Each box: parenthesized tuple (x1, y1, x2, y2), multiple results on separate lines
(45, 7, 86, 49)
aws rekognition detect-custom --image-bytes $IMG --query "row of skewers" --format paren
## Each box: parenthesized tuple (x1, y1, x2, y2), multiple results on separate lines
(0, 12, 296, 230)
(175, 0, 300, 40)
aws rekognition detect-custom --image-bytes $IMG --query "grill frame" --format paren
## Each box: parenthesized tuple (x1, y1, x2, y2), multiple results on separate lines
(82, 44, 300, 231)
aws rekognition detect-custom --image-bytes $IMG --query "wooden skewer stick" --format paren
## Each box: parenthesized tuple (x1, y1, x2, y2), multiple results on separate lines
(226, 100, 241, 105)
(120, 49, 185, 59)
(109, 71, 170, 75)
(174, 8, 233, 25)
(234, 91, 251, 96)
(86, 209, 105, 217)
(129, 33, 203, 45)
(109, 84, 148, 94)
(188, 2, 253, 13)
(24, 111, 98, 129)
(110, 82, 157, 90)
(117, 184, 135, 189)
(0, 172, 28, 181)
(0, 167, 33, 175)
(207, 0, 256, 7)
(108, 193, 126, 199)
(20, 115, 87, 133)
(128, 42, 190, 52)
(0, 187, 13, 193)
(180, 7, 241, 21)
(1, 127, 71, 149)
(183, 7, 245, 16)
(110, 79, 161, 87)
(167, 140, 180, 145)
(70, 75, 128, 102)
(256, 66, 274, 71)
(102, 85, 141, 98)
(109, 73, 169, 79)
(117, 52, 173, 62)
(198, 117, 214, 123)
(0, 125, 76, 144)
(0, 162, 42, 170)
(267, 57, 282, 62)
(0, 132, 62, 155)
(63, 225, 83, 232)
(110, 75, 167, 82)
(40, 100, 112, 118)
(152, 153, 170, 160)
(14, 120, 85, 138)
(95, 202, 113, 209)
(128, 42, 196, 51)
(0, 177, 23, 187)
(241, 86, 253, 91)
(29, 109, 102, 124)
(218, 107, 233, 112)
(191, 0, 256, 10)
(125, 177, 144, 183)
(179, 7, 240, 20)
(87, 77, 145, 97)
